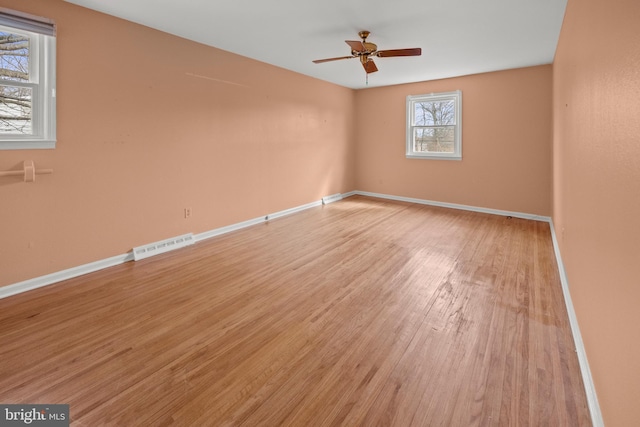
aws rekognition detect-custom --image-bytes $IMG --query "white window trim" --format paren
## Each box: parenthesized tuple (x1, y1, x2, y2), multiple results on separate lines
(406, 90, 462, 160)
(0, 15, 56, 150)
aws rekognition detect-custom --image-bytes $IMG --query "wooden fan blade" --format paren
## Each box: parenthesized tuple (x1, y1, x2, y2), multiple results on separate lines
(376, 48, 422, 58)
(312, 56, 355, 64)
(363, 59, 378, 74)
(345, 40, 366, 52)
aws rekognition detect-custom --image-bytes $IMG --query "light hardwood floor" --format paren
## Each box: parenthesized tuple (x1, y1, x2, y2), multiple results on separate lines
(0, 196, 591, 426)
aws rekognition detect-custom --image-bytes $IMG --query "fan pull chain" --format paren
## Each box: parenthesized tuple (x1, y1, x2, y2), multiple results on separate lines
(366, 73, 368, 86)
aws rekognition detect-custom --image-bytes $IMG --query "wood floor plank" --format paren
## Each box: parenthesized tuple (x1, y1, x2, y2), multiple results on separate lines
(0, 196, 591, 426)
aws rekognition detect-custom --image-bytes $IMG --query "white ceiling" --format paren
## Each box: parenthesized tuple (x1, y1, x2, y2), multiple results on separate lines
(64, 0, 567, 89)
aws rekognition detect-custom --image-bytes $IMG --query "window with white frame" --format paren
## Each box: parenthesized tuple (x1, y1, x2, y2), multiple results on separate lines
(406, 90, 461, 160)
(0, 9, 56, 150)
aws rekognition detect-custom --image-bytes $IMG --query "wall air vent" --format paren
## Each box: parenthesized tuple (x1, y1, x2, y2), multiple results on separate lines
(132, 233, 195, 261)
(322, 193, 343, 205)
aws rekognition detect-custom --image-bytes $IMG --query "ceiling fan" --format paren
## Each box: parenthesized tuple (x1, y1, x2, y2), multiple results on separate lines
(313, 31, 422, 74)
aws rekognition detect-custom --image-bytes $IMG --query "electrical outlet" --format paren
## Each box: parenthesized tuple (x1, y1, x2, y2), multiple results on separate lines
(184, 207, 192, 219)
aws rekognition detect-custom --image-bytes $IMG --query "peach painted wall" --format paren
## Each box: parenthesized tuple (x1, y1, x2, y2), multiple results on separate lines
(0, 0, 356, 287)
(354, 66, 552, 216)
(553, 0, 640, 425)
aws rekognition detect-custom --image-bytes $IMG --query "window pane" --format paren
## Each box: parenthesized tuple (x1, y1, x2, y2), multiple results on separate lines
(0, 31, 29, 82)
(0, 84, 32, 134)
(414, 100, 455, 126)
(413, 127, 454, 153)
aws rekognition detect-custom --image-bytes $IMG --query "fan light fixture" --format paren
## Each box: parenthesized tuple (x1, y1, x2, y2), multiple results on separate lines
(313, 31, 422, 84)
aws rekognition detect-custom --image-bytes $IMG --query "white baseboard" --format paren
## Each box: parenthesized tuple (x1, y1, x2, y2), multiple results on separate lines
(0, 253, 134, 300)
(194, 216, 266, 242)
(266, 200, 323, 221)
(549, 219, 604, 427)
(349, 191, 551, 222)
(321, 193, 343, 205)
(196, 199, 324, 242)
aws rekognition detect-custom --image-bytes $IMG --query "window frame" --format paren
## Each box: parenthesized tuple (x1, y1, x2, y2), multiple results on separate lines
(406, 90, 462, 160)
(0, 14, 56, 150)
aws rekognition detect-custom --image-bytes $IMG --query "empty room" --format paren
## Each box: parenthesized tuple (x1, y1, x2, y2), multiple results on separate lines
(0, 0, 638, 425)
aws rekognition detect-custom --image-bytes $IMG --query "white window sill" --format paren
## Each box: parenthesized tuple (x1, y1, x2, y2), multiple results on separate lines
(0, 140, 56, 150)
(406, 154, 462, 161)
